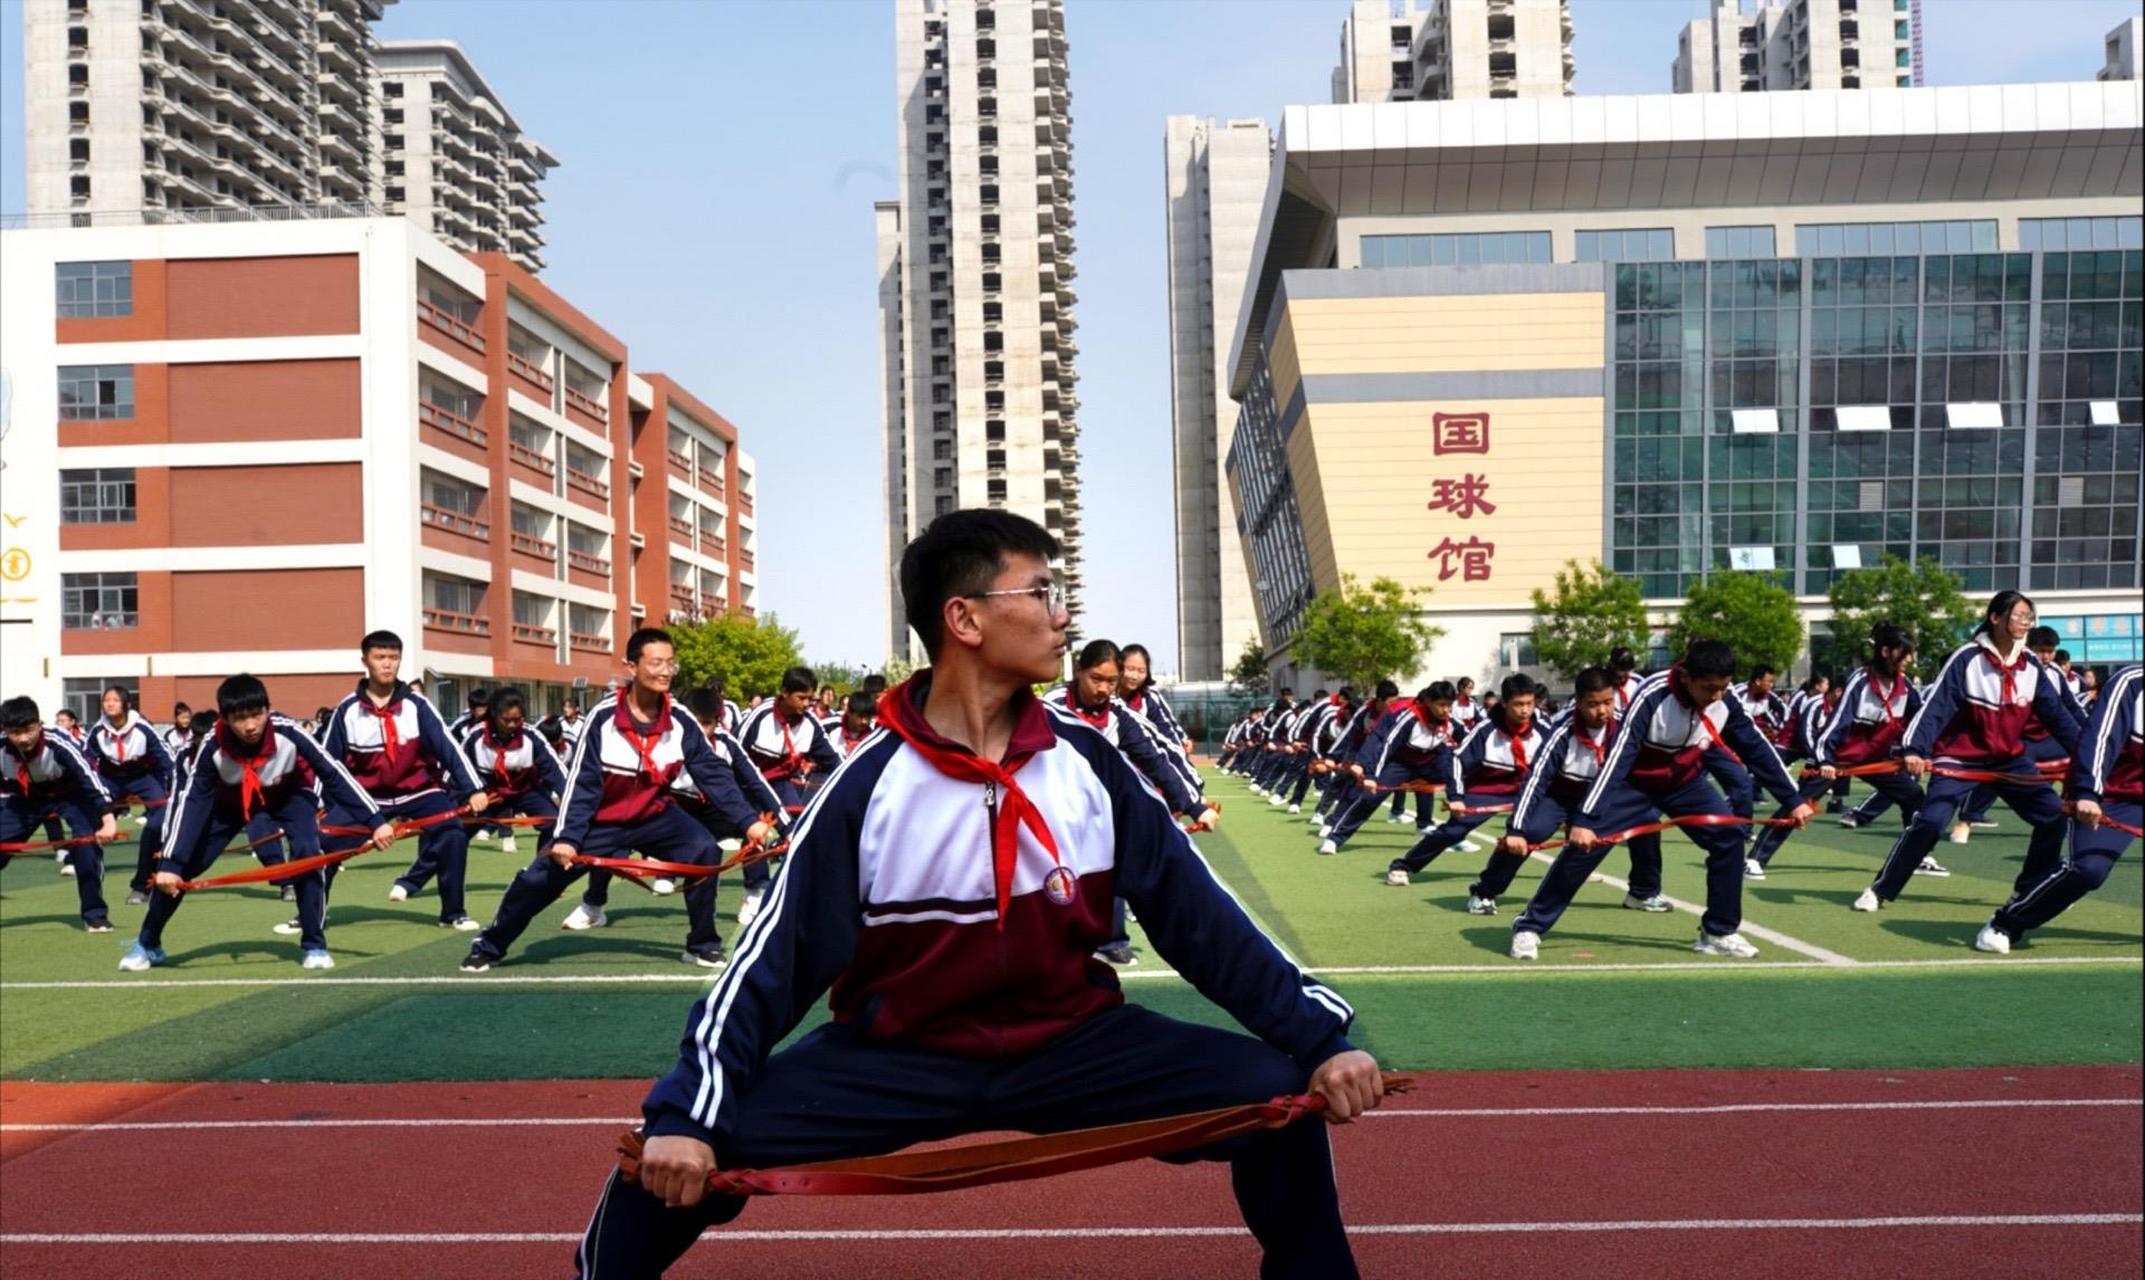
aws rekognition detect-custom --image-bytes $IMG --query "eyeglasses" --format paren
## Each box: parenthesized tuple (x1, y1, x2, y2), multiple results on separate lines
(967, 583, 1068, 614)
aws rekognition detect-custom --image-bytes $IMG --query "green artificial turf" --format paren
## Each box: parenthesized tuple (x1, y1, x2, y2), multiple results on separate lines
(1, 778, 2138, 1083)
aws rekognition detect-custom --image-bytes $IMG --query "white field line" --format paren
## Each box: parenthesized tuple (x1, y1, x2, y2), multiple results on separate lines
(5, 953, 2137, 991)
(2, 1215, 2139, 1245)
(1522, 850, 1857, 966)
(7, 1096, 2135, 1135)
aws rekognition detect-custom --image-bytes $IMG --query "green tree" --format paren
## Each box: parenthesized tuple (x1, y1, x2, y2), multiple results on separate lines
(1528, 559, 1651, 680)
(1822, 555, 1979, 683)
(670, 613, 805, 698)
(1668, 572, 1804, 674)
(1292, 575, 1446, 693)
(804, 660, 873, 693)
(1227, 638, 1270, 695)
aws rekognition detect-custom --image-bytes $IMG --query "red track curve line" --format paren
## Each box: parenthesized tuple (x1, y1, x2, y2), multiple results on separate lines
(4, 1215, 2141, 1245)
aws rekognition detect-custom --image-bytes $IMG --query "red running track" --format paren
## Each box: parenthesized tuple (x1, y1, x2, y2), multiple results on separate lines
(2, 1065, 2139, 1279)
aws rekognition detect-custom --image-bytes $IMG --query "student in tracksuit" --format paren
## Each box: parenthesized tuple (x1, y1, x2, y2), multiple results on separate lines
(460, 688, 567, 846)
(1709, 667, 1786, 843)
(1977, 663, 2140, 953)
(1285, 689, 1356, 814)
(0, 696, 118, 930)
(1319, 683, 1456, 854)
(1265, 690, 1327, 811)
(1248, 691, 1298, 793)
(461, 629, 777, 973)
(123, 675, 393, 972)
(83, 687, 176, 905)
(1509, 640, 1813, 960)
(321, 632, 490, 928)
(1749, 625, 1928, 878)
(1311, 683, 1389, 831)
(735, 667, 842, 929)
(38, 708, 89, 869)
(161, 703, 193, 759)
(1118, 642, 1193, 754)
(572, 510, 1381, 1280)
(177, 710, 295, 901)
(1950, 625, 2086, 842)
(1855, 592, 2082, 913)
(1385, 675, 1545, 891)
(1476, 667, 1669, 917)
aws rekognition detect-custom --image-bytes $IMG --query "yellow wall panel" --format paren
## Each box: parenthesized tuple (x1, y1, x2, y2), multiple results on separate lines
(1283, 293, 1605, 375)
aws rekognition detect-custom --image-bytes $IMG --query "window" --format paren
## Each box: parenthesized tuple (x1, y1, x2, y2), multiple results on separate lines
(935, 467, 954, 490)
(56, 261, 130, 318)
(1498, 633, 1540, 669)
(58, 364, 133, 420)
(1795, 220, 1998, 257)
(1577, 228, 1675, 263)
(422, 469, 483, 517)
(2019, 216, 2145, 253)
(63, 677, 129, 725)
(59, 468, 135, 523)
(62, 571, 137, 629)
(1359, 231, 1551, 268)
(425, 573, 485, 615)
(1704, 226, 1777, 259)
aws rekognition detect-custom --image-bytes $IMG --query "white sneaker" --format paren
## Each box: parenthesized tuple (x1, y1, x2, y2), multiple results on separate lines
(1916, 856, 1952, 877)
(1622, 892, 1672, 913)
(1744, 857, 1767, 880)
(1838, 814, 1862, 829)
(59, 861, 76, 877)
(1317, 839, 1339, 855)
(1268, 794, 1286, 807)
(499, 834, 518, 855)
(300, 949, 335, 971)
(272, 917, 303, 936)
(1949, 822, 1971, 845)
(1386, 812, 1406, 823)
(1692, 930, 1760, 958)
(1286, 803, 1300, 814)
(649, 877, 677, 896)
(560, 903, 606, 931)
(1457, 840, 1482, 854)
(737, 886, 766, 929)
(1384, 869, 1410, 887)
(1467, 894, 1497, 916)
(1318, 825, 1332, 839)
(386, 883, 410, 903)
(1973, 923, 2012, 954)
(1852, 887, 1883, 912)
(1509, 930, 1540, 960)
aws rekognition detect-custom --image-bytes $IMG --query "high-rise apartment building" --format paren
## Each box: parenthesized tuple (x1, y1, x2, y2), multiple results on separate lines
(1331, 0, 1574, 105)
(2104, 16, 2141, 83)
(1674, 0, 1918, 95)
(21, 0, 392, 222)
(880, 0, 1082, 662)
(376, 40, 556, 273)
(1163, 116, 1269, 682)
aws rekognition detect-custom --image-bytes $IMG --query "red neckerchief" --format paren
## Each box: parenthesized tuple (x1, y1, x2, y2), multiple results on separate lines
(104, 717, 129, 764)
(877, 674, 1063, 933)
(1574, 722, 1608, 767)
(839, 723, 870, 755)
(1501, 715, 1532, 773)
(1871, 669, 1907, 728)
(616, 695, 675, 782)
(218, 722, 270, 819)
(1979, 638, 2028, 706)
(9, 737, 39, 793)
(1671, 667, 1742, 765)
(775, 708, 804, 771)
(1065, 689, 1111, 731)
(360, 691, 403, 759)
(483, 726, 520, 787)
(1123, 690, 1145, 714)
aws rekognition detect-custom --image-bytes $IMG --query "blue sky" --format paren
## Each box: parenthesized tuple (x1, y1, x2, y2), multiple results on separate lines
(4, 0, 2135, 673)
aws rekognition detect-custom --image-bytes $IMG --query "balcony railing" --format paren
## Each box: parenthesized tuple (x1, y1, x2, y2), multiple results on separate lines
(511, 622, 557, 645)
(569, 630, 609, 651)
(667, 515, 694, 541)
(563, 385, 608, 423)
(507, 439, 555, 475)
(421, 505, 489, 540)
(510, 530, 556, 560)
(566, 467, 610, 501)
(698, 531, 726, 557)
(738, 550, 756, 571)
(696, 470, 726, 499)
(667, 448, 694, 478)
(417, 298, 485, 353)
(423, 607, 489, 635)
(669, 584, 696, 612)
(737, 492, 755, 516)
(419, 400, 487, 448)
(567, 548, 610, 575)
(506, 350, 554, 391)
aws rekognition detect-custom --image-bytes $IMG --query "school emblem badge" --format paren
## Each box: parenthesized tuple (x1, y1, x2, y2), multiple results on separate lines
(1043, 865, 1078, 906)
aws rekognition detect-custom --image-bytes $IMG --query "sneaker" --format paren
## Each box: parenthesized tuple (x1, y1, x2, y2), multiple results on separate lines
(1973, 923, 2012, 954)
(1693, 930, 1760, 958)
(59, 861, 76, 877)
(1267, 794, 1286, 807)
(117, 942, 165, 972)
(1466, 894, 1498, 916)
(272, 917, 303, 936)
(386, 883, 410, 903)
(1969, 820, 2000, 830)
(1386, 812, 1406, 824)
(1949, 823, 1971, 845)
(736, 886, 766, 930)
(1286, 803, 1301, 814)
(1852, 887, 1883, 912)
(84, 918, 113, 934)
(1838, 814, 1862, 829)
(1825, 801, 1848, 815)
(1509, 930, 1540, 961)
(682, 948, 727, 969)
(1916, 856, 1952, 878)
(1318, 839, 1339, 855)
(1744, 857, 1767, 880)
(442, 915, 480, 932)
(1384, 869, 1411, 887)
(458, 949, 493, 973)
(300, 949, 335, 971)
(561, 902, 607, 931)
(280, 884, 296, 902)
(1622, 892, 1673, 913)
(125, 890, 148, 905)
(1457, 840, 1482, 854)
(1318, 825, 1333, 839)
(1094, 942, 1139, 966)
(500, 834, 519, 855)
(649, 877, 678, 896)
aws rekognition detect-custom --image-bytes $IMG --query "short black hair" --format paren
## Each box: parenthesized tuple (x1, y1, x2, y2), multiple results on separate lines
(1979, 590, 2036, 639)
(1573, 666, 1614, 696)
(1500, 674, 1536, 702)
(1075, 639, 1120, 671)
(1682, 639, 1737, 678)
(703, 678, 726, 698)
(1336, 686, 1356, 702)
(1278, 688, 1294, 698)
(1374, 679, 1399, 700)
(2026, 624, 2060, 649)
(781, 665, 816, 695)
(861, 673, 888, 695)
(1423, 681, 1457, 702)
(172, 701, 191, 716)
(1309, 688, 1327, 700)
(102, 683, 132, 711)
(467, 686, 492, 711)
(1456, 677, 1476, 692)
(686, 686, 724, 724)
(0, 696, 39, 730)
(626, 627, 673, 663)
(898, 509, 1060, 658)
(1749, 664, 1776, 681)
(2053, 648, 2072, 664)
(845, 691, 876, 716)
(53, 708, 78, 723)
(1609, 647, 1638, 674)
(491, 688, 526, 718)
(361, 629, 403, 655)
(193, 709, 220, 735)
(216, 673, 270, 718)
(1868, 622, 1915, 661)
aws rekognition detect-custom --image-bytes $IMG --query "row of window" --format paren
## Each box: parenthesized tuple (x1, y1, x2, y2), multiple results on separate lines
(1355, 220, 2136, 274)
(1794, 220, 1999, 258)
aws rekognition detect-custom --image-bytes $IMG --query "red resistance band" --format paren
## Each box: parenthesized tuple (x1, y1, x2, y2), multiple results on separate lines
(617, 1073, 1416, 1198)
(1513, 812, 1796, 857)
